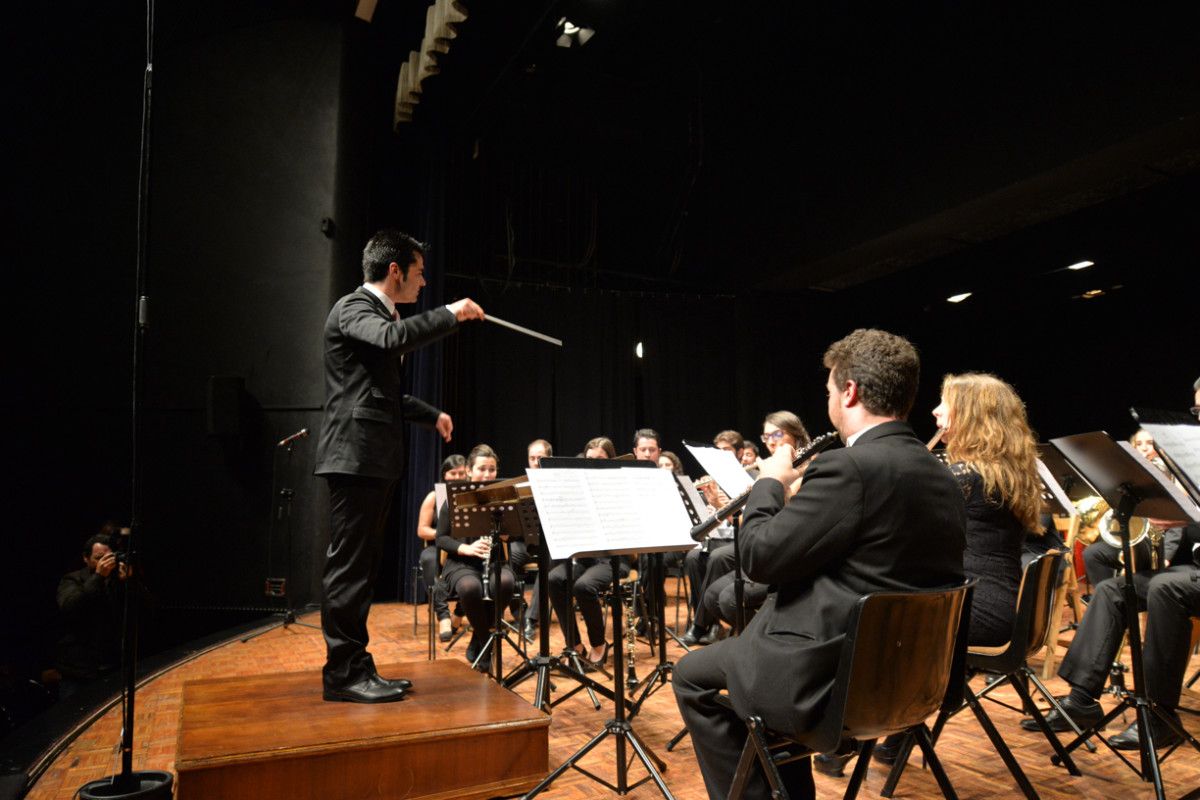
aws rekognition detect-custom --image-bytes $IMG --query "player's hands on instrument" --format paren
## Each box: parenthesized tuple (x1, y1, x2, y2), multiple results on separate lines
(463, 539, 491, 559)
(436, 413, 453, 442)
(758, 442, 801, 489)
(448, 298, 484, 322)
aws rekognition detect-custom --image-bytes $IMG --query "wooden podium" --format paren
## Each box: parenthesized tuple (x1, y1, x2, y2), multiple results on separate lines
(175, 659, 549, 800)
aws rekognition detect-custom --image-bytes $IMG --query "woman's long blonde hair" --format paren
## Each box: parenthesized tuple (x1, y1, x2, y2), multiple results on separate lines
(942, 373, 1042, 532)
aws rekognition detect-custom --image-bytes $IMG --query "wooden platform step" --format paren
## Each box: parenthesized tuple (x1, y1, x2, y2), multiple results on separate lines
(175, 659, 550, 800)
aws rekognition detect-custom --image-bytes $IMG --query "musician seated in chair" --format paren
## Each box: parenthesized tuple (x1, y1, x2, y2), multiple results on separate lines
(417, 455, 467, 641)
(1026, 379, 1200, 750)
(673, 328, 966, 800)
(687, 413, 813, 646)
(1079, 429, 1169, 590)
(819, 372, 1040, 776)
(435, 444, 516, 668)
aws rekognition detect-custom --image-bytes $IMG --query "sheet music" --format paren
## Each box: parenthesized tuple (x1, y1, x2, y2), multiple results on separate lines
(685, 443, 754, 497)
(1139, 422, 1200, 502)
(1035, 459, 1074, 517)
(434, 482, 447, 510)
(1117, 441, 1200, 522)
(526, 466, 699, 559)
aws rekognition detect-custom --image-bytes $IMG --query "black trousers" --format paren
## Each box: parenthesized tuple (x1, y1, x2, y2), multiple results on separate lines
(418, 545, 451, 620)
(1082, 539, 1153, 589)
(549, 559, 617, 648)
(321, 474, 395, 690)
(696, 544, 738, 630)
(674, 640, 816, 800)
(1059, 564, 1200, 709)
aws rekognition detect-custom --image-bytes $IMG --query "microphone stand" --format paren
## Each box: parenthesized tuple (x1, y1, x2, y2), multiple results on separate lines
(77, 1, 173, 796)
(241, 434, 320, 642)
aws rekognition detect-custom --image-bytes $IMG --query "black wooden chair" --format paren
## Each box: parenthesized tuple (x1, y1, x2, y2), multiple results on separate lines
(725, 580, 975, 800)
(882, 551, 1080, 800)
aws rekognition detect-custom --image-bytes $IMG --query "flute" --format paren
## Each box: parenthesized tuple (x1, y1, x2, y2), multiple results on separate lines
(927, 427, 945, 451)
(689, 431, 841, 542)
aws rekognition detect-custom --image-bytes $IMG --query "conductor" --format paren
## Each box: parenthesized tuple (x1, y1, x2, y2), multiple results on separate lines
(672, 328, 966, 798)
(315, 229, 484, 703)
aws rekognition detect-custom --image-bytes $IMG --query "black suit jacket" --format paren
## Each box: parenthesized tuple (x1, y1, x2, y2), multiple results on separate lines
(728, 420, 967, 736)
(314, 287, 457, 479)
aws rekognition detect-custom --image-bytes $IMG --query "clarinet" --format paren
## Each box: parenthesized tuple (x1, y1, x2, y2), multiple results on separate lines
(689, 431, 841, 542)
(480, 532, 495, 602)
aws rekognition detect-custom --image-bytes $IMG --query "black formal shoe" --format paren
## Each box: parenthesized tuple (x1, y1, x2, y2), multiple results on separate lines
(371, 672, 412, 691)
(1109, 713, 1185, 751)
(680, 626, 707, 647)
(813, 752, 853, 777)
(587, 641, 611, 669)
(323, 677, 406, 704)
(872, 733, 906, 765)
(1020, 695, 1106, 733)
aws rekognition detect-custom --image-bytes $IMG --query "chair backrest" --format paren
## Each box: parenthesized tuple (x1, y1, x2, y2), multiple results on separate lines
(1016, 550, 1065, 661)
(969, 550, 1064, 671)
(804, 581, 973, 754)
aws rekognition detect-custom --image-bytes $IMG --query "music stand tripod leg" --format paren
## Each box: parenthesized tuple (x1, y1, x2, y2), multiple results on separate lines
(524, 556, 675, 800)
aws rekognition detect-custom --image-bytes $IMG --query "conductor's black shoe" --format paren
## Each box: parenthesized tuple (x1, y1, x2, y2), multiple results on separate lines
(813, 752, 853, 777)
(1020, 695, 1105, 733)
(1109, 713, 1185, 751)
(371, 672, 412, 691)
(323, 677, 406, 703)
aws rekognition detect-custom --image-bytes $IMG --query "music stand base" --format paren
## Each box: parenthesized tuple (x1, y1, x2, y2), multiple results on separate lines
(522, 719, 674, 800)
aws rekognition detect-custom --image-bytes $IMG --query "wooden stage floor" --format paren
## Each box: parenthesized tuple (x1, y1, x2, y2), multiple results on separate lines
(27, 582, 1200, 799)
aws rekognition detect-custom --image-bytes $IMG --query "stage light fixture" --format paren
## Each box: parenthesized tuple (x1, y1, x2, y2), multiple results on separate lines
(1081, 289, 1105, 299)
(946, 292, 972, 303)
(635, 342, 644, 359)
(1067, 260, 1095, 271)
(556, 17, 595, 48)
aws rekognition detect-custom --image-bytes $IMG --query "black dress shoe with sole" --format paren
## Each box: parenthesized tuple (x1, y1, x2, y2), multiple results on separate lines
(323, 677, 406, 703)
(813, 752, 853, 777)
(1109, 715, 1184, 751)
(371, 673, 413, 691)
(1020, 695, 1105, 733)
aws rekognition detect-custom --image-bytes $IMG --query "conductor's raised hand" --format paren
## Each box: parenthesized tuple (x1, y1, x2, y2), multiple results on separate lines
(436, 412, 454, 443)
(448, 298, 485, 322)
(757, 442, 801, 489)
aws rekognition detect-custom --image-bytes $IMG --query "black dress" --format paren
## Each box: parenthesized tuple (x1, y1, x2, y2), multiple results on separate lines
(950, 462, 1025, 647)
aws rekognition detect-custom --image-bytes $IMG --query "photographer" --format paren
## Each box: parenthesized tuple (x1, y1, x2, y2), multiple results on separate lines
(55, 525, 138, 698)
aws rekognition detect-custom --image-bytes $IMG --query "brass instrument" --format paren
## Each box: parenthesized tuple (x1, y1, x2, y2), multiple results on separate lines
(1097, 509, 1163, 569)
(1073, 495, 1109, 546)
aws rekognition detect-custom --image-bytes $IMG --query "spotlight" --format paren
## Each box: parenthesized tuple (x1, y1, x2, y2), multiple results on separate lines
(946, 292, 972, 304)
(1066, 260, 1095, 271)
(555, 17, 594, 48)
(635, 342, 644, 359)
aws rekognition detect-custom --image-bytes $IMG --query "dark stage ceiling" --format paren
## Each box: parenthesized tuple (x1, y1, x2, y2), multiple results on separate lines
(374, 1, 1200, 296)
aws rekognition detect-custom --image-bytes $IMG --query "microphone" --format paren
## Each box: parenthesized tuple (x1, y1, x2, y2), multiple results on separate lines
(277, 428, 309, 447)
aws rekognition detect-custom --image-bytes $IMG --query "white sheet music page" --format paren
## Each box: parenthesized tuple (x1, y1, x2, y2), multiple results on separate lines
(684, 443, 754, 497)
(526, 467, 698, 559)
(1140, 422, 1200, 501)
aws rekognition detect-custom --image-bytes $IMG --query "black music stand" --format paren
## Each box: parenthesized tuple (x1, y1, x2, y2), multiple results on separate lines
(631, 473, 707, 719)
(446, 480, 525, 680)
(498, 462, 618, 712)
(522, 458, 695, 800)
(1050, 432, 1200, 800)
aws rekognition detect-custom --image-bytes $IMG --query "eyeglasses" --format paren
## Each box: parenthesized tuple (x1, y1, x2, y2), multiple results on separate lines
(1191, 406, 1200, 418)
(761, 430, 786, 443)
